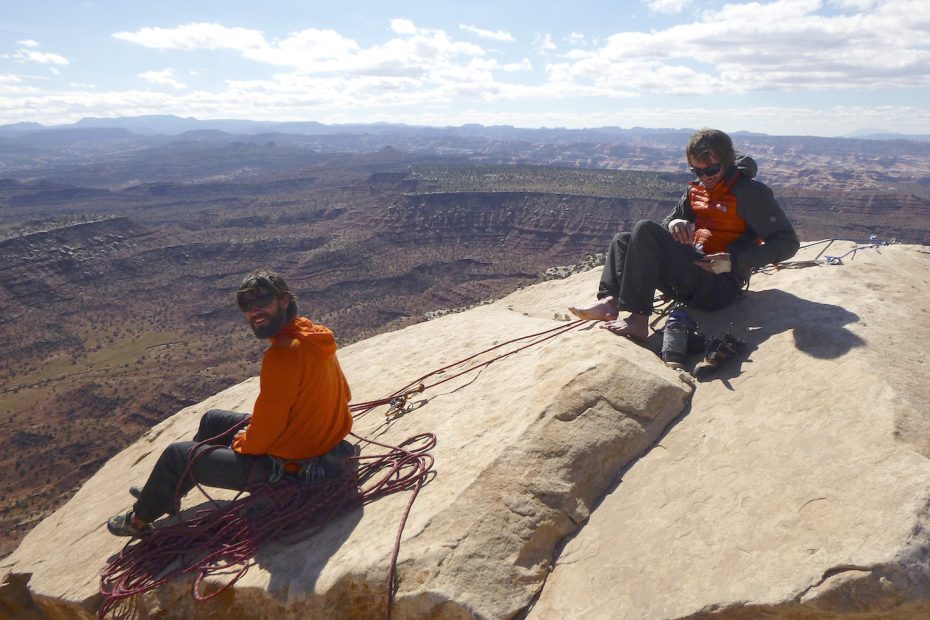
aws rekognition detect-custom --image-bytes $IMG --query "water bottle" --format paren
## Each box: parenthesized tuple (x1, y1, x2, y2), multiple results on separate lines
(661, 309, 693, 369)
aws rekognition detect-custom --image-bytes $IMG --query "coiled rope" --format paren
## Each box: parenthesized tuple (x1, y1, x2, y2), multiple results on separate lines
(99, 318, 586, 618)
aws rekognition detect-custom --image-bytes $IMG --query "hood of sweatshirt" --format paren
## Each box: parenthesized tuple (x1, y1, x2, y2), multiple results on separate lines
(272, 316, 337, 357)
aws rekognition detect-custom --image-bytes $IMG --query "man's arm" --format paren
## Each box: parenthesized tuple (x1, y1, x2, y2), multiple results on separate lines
(661, 191, 692, 230)
(732, 182, 800, 275)
(232, 347, 298, 455)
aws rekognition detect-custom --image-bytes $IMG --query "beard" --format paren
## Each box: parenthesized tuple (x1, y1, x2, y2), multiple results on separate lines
(249, 304, 290, 339)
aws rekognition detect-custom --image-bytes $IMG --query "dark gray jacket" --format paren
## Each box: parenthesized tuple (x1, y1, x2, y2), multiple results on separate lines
(661, 155, 799, 282)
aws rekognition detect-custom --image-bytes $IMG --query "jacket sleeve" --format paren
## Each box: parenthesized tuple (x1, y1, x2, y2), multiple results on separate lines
(232, 346, 299, 455)
(732, 181, 800, 278)
(661, 191, 693, 229)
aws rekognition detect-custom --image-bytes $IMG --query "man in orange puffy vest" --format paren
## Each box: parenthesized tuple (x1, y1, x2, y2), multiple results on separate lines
(108, 269, 354, 536)
(570, 128, 799, 340)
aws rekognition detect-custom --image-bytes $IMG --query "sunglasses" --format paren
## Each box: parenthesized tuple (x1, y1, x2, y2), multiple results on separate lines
(237, 290, 277, 312)
(690, 163, 722, 178)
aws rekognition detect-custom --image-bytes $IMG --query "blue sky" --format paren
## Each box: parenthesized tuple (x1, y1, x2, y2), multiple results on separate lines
(2, 0, 929, 136)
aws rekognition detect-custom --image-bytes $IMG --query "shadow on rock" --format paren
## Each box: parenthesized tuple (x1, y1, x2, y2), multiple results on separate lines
(683, 288, 865, 380)
(257, 489, 364, 595)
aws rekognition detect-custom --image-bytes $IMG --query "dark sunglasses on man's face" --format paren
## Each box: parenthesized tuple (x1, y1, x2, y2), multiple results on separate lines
(690, 163, 722, 178)
(237, 290, 277, 312)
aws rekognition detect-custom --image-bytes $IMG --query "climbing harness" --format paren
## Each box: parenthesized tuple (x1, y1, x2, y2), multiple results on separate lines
(99, 318, 587, 619)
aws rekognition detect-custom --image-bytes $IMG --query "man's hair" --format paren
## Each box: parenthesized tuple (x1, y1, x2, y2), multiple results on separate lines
(237, 269, 298, 323)
(686, 128, 736, 169)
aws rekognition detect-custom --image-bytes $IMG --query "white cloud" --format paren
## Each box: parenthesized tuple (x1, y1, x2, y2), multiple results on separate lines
(829, 0, 879, 10)
(112, 20, 486, 80)
(0, 74, 41, 95)
(113, 23, 267, 50)
(17, 39, 40, 48)
(390, 18, 417, 36)
(548, 0, 930, 95)
(4, 5, 929, 136)
(459, 24, 515, 43)
(644, 0, 691, 13)
(12, 48, 69, 65)
(535, 33, 557, 55)
(139, 68, 187, 90)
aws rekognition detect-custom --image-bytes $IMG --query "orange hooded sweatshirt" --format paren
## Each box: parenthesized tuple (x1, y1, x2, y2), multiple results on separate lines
(232, 316, 352, 460)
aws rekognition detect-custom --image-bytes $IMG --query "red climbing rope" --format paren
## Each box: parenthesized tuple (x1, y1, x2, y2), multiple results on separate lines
(98, 318, 586, 618)
(98, 432, 435, 618)
(350, 318, 587, 421)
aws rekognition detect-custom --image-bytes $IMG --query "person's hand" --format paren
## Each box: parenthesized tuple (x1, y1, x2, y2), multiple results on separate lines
(668, 219, 694, 244)
(234, 429, 247, 443)
(695, 252, 732, 274)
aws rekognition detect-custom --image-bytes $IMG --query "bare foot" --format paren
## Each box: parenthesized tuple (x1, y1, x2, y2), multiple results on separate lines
(569, 296, 619, 321)
(599, 313, 648, 341)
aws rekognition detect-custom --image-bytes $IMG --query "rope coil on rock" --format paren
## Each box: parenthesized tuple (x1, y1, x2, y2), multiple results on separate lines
(99, 431, 436, 619)
(99, 318, 586, 618)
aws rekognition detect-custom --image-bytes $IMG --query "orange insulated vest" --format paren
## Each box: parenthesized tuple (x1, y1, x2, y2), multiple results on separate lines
(688, 173, 748, 255)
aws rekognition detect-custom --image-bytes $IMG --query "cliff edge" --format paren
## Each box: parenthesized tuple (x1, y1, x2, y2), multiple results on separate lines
(2, 241, 929, 619)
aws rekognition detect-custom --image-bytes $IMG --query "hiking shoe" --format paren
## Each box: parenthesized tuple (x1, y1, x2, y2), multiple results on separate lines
(694, 333, 746, 379)
(107, 511, 150, 537)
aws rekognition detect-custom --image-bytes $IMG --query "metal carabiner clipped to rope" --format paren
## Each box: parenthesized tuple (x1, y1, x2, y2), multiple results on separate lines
(386, 384, 425, 419)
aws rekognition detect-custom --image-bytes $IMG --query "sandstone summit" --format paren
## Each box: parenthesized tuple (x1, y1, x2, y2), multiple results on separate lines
(2, 241, 929, 619)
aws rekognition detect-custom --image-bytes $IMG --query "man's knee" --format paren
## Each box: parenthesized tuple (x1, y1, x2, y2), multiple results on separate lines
(200, 409, 229, 426)
(159, 441, 191, 470)
(630, 219, 666, 239)
(195, 409, 248, 442)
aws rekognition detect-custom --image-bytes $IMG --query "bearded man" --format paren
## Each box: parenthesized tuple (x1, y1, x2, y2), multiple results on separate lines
(108, 269, 354, 536)
(569, 128, 799, 340)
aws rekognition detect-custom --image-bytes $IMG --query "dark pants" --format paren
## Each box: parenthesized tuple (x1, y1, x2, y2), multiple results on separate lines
(132, 409, 357, 523)
(598, 220, 742, 315)
(132, 409, 269, 523)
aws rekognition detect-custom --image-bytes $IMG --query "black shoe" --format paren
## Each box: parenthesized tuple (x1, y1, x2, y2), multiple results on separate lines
(129, 485, 142, 499)
(694, 333, 745, 379)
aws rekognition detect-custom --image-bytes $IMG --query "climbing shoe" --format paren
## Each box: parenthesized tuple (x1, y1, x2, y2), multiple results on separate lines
(107, 510, 151, 538)
(693, 333, 746, 379)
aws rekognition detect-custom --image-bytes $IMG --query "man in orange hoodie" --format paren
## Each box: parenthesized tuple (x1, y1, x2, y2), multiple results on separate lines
(108, 269, 354, 536)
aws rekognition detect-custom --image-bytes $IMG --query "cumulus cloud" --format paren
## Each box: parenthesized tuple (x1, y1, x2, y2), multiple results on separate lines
(113, 20, 484, 79)
(4, 4, 929, 135)
(459, 24, 515, 43)
(17, 39, 40, 48)
(549, 0, 930, 95)
(139, 68, 187, 89)
(390, 18, 417, 36)
(644, 0, 691, 13)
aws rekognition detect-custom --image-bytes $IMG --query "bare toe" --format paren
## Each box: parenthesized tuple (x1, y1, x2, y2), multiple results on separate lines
(568, 297, 619, 321)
